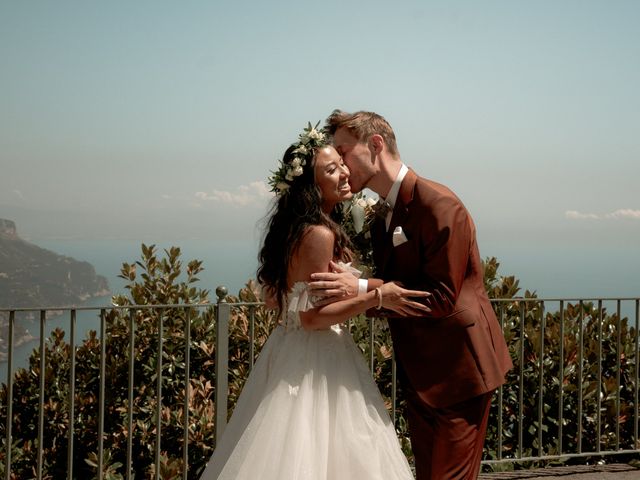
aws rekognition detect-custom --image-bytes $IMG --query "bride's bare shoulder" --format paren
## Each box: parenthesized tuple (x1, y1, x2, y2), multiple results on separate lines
(289, 225, 335, 284)
(300, 224, 334, 246)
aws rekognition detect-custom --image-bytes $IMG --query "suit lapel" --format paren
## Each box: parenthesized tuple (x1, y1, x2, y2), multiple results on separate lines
(379, 169, 417, 276)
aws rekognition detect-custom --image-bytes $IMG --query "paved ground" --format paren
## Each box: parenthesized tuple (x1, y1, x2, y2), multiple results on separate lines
(480, 464, 640, 479)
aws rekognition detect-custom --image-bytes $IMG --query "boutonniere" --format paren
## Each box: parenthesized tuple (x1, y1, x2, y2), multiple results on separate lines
(340, 192, 379, 274)
(345, 193, 379, 237)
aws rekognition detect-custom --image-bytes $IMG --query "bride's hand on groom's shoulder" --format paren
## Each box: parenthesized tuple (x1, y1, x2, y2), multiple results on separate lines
(308, 261, 359, 306)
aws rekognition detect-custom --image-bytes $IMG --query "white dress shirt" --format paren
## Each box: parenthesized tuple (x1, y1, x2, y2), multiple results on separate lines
(357, 163, 408, 296)
(382, 163, 408, 231)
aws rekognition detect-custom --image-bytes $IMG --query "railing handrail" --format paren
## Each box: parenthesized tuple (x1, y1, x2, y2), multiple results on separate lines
(490, 296, 640, 302)
(2, 296, 639, 312)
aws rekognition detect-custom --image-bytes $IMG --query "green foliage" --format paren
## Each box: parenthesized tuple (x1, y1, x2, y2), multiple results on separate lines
(1, 245, 637, 478)
(482, 258, 639, 470)
(0, 244, 277, 479)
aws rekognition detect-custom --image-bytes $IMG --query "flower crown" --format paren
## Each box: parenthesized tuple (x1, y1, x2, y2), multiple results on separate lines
(268, 122, 329, 196)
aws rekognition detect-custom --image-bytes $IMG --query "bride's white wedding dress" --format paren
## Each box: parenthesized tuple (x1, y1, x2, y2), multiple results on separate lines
(198, 278, 414, 480)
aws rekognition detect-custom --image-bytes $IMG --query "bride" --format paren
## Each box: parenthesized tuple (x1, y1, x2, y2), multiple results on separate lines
(198, 123, 429, 479)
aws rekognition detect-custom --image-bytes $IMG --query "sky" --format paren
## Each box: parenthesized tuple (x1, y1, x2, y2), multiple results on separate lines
(1, 1, 639, 274)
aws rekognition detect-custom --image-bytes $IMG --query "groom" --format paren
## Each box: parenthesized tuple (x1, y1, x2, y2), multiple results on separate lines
(310, 110, 513, 479)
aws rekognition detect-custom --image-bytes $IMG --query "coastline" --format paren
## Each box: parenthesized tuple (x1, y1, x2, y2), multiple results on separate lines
(0, 286, 113, 369)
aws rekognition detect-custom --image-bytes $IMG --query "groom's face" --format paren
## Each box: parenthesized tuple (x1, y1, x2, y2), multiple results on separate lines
(333, 127, 375, 193)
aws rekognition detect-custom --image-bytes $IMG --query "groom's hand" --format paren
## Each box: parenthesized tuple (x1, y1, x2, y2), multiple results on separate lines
(379, 282, 432, 317)
(308, 261, 359, 306)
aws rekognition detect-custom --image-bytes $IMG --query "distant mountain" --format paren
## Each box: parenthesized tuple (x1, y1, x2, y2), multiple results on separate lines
(0, 219, 110, 308)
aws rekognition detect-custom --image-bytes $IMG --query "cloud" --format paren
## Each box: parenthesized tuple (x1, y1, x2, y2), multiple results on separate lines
(605, 209, 640, 220)
(195, 181, 273, 207)
(13, 189, 24, 199)
(161, 194, 171, 200)
(565, 210, 600, 220)
(565, 209, 640, 220)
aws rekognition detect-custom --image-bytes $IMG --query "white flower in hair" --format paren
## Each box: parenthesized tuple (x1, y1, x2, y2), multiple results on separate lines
(276, 182, 289, 192)
(267, 121, 328, 196)
(307, 127, 324, 141)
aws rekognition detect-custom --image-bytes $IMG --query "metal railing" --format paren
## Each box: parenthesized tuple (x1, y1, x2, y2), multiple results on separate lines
(1, 295, 639, 478)
(485, 297, 640, 466)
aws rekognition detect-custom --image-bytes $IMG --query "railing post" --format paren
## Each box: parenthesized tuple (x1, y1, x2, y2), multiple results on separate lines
(497, 303, 504, 460)
(616, 299, 621, 451)
(155, 308, 164, 480)
(558, 301, 564, 455)
(391, 349, 397, 426)
(37, 310, 46, 480)
(67, 309, 76, 480)
(635, 299, 640, 450)
(126, 309, 136, 480)
(4, 311, 15, 480)
(597, 300, 603, 453)
(98, 309, 106, 480)
(578, 300, 584, 453)
(215, 287, 230, 443)
(369, 318, 375, 372)
(518, 302, 525, 459)
(249, 307, 256, 369)
(537, 301, 545, 458)
(183, 307, 191, 480)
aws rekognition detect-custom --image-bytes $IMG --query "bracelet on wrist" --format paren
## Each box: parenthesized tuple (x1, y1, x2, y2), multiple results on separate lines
(374, 287, 383, 310)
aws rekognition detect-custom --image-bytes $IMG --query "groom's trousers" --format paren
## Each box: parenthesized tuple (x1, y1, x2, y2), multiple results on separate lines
(404, 385, 493, 480)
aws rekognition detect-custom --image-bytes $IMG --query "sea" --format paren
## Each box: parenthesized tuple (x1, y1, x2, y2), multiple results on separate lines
(1, 237, 638, 379)
(1, 238, 260, 378)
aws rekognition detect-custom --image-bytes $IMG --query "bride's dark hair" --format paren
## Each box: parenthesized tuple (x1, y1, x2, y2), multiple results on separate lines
(257, 144, 353, 313)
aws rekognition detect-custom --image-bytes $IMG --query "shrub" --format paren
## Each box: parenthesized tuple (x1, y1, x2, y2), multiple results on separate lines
(1, 247, 636, 477)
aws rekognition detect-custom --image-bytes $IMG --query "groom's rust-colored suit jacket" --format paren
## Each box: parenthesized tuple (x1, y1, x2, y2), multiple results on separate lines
(371, 169, 512, 409)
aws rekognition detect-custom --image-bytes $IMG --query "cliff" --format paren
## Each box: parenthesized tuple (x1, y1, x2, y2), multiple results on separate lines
(0, 219, 17, 239)
(0, 219, 110, 308)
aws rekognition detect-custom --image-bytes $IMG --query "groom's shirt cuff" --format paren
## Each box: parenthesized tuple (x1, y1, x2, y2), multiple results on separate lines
(358, 279, 368, 296)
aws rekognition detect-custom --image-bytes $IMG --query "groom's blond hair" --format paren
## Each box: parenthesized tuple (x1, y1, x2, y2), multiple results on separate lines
(325, 109, 399, 156)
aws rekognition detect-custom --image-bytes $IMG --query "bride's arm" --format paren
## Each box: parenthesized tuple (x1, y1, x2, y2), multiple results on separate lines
(290, 225, 378, 330)
(292, 225, 429, 331)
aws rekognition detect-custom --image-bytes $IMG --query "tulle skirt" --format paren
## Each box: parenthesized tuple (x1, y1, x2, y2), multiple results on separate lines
(198, 324, 413, 480)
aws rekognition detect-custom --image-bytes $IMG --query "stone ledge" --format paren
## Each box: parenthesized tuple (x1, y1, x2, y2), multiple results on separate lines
(480, 463, 640, 479)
